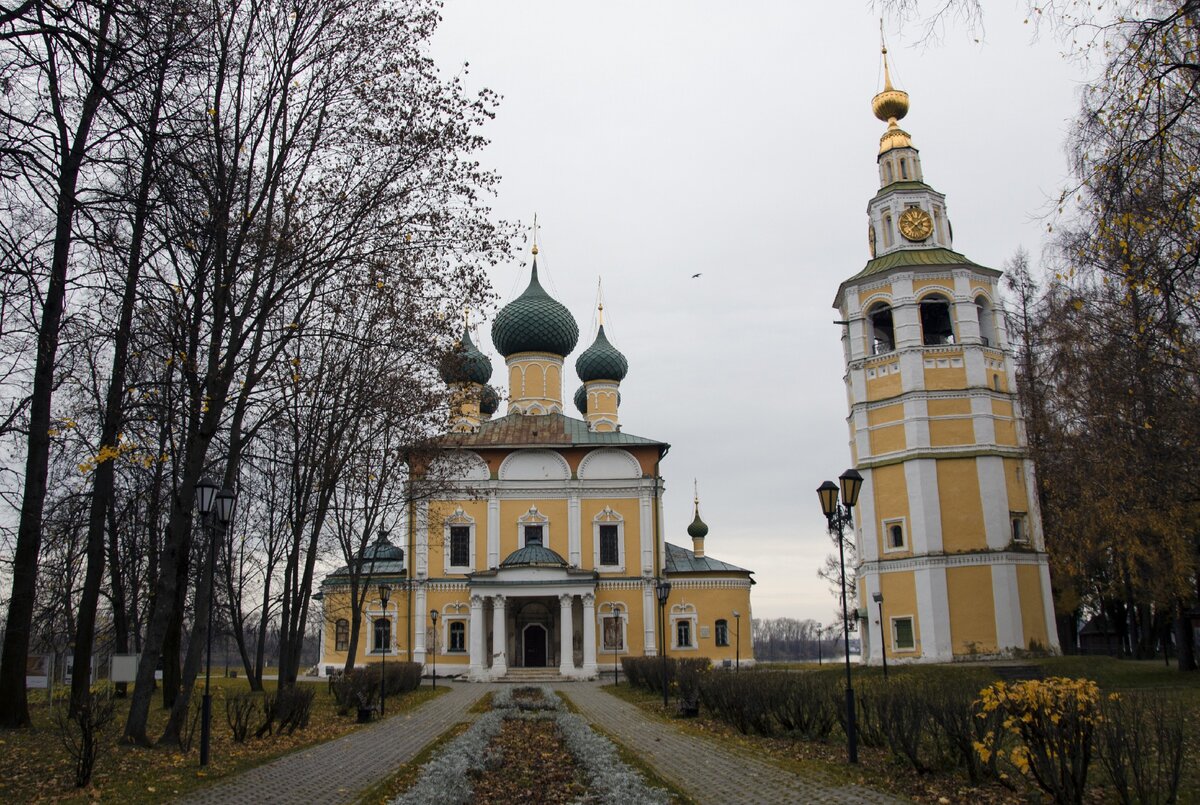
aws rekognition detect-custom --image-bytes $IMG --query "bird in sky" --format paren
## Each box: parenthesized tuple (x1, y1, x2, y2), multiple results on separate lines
(691, 273, 702, 279)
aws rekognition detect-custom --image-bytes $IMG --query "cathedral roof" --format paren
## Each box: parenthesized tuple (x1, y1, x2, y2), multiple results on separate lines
(480, 384, 501, 416)
(441, 412, 666, 451)
(491, 261, 579, 358)
(324, 534, 406, 579)
(439, 326, 493, 386)
(834, 247, 997, 308)
(575, 325, 628, 382)
(500, 544, 569, 568)
(664, 542, 752, 576)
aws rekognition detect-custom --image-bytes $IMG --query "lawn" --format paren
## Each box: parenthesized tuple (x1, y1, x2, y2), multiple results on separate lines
(0, 677, 445, 804)
(609, 656, 1200, 804)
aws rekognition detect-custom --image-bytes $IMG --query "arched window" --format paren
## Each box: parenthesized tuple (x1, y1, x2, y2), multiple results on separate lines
(975, 295, 996, 347)
(867, 302, 895, 355)
(715, 619, 729, 647)
(882, 215, 893, 247)
(919, 293, 955, 345)
(448, 621, 466, 652)
(373, 617, 391, 653)
(335, 619, 349, 652)
(899, 157, 908, 179)
(884, 162, 894, 183)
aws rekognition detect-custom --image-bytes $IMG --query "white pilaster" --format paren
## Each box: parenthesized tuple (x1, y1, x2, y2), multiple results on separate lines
(469, 594, 485, 679)
(414, 584, 427, 663)
(415, 501, 429, 577)
(643, 583, 657, 656)
(991, 563, 1024, 651)
(905, 459, 943, 553)
(492, 595, 507, 676)
(977, 456, 1010, 549)
(1039, 559, 1062, 651)
(639, 491, 653, 574)
(559, 594, 574, 675)
(487, 496, 500, 568)
(582, 593, 597, 676)
(568, 494, 582, 566)
(914, 565, 951, 660)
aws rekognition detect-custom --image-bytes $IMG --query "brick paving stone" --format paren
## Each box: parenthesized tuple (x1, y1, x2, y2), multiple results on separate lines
(560, 682, 906, 805)
(176, 682, 487, 805)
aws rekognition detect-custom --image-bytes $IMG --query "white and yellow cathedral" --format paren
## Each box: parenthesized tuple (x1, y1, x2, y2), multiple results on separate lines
(316, 47, 1061, 677)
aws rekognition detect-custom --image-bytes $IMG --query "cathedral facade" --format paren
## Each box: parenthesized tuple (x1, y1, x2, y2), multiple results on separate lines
(316, 253, 753, 679)
(836, 51, 1060, 663)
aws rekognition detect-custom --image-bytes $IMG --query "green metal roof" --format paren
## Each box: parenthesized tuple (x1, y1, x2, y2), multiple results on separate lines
(443, 412, 667, 451)
(872, 180, 935, 199)
(834, 247, 999, 307)
(480, 384, 501, 416)
(664, 542, 751, 575)
(439, 327, 493, 385)
(575, 325, 628, 382)
(500, 544, 569, 568)
(491, 261, 579, 357)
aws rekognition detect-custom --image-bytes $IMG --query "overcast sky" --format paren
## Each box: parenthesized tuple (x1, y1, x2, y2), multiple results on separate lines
(430, 2, 1090, 623)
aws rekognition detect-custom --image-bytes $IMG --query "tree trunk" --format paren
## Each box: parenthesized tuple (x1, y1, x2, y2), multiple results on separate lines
(161, 527, 216, 745)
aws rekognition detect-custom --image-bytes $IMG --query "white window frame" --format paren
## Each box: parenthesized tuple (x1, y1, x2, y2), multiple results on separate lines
(1011, 512, 1029, 545)
(334, 618, 349, 652)
(598, 602, 627, 655)
(518, 506, 550, 548)
(445, 619, 468, 654)
(368, 611, 396, 656)
(592, 506, 625, 572)
(890, 615, 917, 653)
(714, 619, 729, 647)
(881, 517, 908, 554)
(670, 604, 699, 651)
(443, 507, 476, 575)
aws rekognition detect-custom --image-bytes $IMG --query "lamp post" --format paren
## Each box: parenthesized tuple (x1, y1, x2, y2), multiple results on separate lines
(816, 624, 823, 665)
(197, 477, 235, 768)
(732, 610, 741, 673)
(816, 467, 863, 764)
(655, 578, 671, 708)
(379, 584, 391, 715)
(613, 610, 622, 686)
(429, 609, 438, 689)
(872, 591, 888, 680)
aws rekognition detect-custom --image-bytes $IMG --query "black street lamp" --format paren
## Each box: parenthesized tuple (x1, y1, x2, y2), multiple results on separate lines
(732, 610, 741, 673)
(872, 591, 888, 680)
(613, 610, 623, 686)
(817, 467, 863, 764)
(429, 609, 438, 689)
(379, 584, 391, 715)
(816, 624, 824, 665)
(197, 477, 235, 768)
(655, 578, 671, 708)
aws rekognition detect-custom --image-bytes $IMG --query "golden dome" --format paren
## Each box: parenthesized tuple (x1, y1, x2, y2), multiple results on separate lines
(879, 122, 913, 154)
(871, 46, 909, 123)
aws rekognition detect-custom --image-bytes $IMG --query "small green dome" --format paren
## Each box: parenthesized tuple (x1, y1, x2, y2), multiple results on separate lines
(500, 544, 568, 568)
(480, 384, 501, 416)
(575, 325, 628, 382)
(573, 385, 587, 415)
(363, 532, 405, 562)
(439, 327, 492, 385)
(491, 261, 579, 358)
(687, 510, 709, 539)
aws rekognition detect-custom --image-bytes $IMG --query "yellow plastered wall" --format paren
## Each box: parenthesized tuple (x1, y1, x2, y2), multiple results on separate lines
(879, 571, 921, 657)
(872, 463, 911, 557)
(580, 498, 641, 572)
(866, 370, 902, 401)
(924, 366, 968, 390)
(499, 498, 570, 558)
(426, 588, 473, 666)
(1003, 458, 1028, 513)
(946, 566, 998, 654)
(1016, 565, 1050, 649)
(659, 584, 754, 662)
(927, 398, 971, 418)
(320, 585, 412, 670)
(870, 425, 906, 454)
(912, 278, 953, 295)
(936, 458, 986, 552)
(426, 499, 489, 574)
(992, 400, 1018, 446)
(929, 418, 975, 447)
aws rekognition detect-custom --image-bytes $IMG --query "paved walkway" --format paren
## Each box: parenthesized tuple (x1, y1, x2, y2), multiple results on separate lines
(177, 682, 487, 805)
(562, 683, 904, 805)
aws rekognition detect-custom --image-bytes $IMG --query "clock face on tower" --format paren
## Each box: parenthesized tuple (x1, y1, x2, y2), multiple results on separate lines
(898, 207, 933, 242)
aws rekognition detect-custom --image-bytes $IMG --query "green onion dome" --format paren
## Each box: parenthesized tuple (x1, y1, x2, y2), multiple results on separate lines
(687, 509, 709, 539)
(573, 385, 587, 415)
(439, 327, 492, 385)
(480, 384, 501, 416)
(491, 261, 579, 358)
(575, 325, 628, 382)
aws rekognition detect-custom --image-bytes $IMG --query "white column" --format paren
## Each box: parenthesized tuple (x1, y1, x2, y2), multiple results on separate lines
(568, 494, 582, 567)
(559, 594, 574, 675)
(643, 583, 657, 656)
(469, 594, 485, 679)
(415, 501, 429, 577)
(639, 490, 653, 575)
(492, 595, 507, 677)
(487, 496, 500, 568)
(414, 583, 427, 663)
(582, 593, 597, 676)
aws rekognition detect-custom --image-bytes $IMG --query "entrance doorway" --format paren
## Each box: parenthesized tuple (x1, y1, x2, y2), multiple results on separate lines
(523, 624, 548, 667)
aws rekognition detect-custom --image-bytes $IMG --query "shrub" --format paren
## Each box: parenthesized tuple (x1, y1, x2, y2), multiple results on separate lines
(178, 697, 204, 754)
(697, 670, 780, 735)
(772, 672, 838, 741)
(53, 691, 116, 788)
(874, 677, 940, 773)
(383, 662, 423, 696)
(925, 675, 1006, 785)
(975, 677, 1101, 805)
(256, 686, 316, 737)
(332, 667, 380, 712)
(226, 692, 259, 743)
(1097, 690, 1187, 805)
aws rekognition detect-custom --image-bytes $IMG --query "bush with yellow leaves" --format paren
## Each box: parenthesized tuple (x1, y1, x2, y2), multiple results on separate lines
(974, 676, 1101, 804)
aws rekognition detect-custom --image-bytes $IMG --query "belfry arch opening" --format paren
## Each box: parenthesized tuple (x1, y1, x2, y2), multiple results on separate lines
(975, 295, 996, 347)
(919, 293, 955, 345)
(867, 302, 895, 355)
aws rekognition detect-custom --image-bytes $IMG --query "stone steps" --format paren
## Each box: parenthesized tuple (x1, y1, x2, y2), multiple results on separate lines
(498, 667, 565, 683)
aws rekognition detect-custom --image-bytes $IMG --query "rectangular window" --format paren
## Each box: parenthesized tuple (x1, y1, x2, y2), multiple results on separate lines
(602, 616, 624, 651)
(1012, 514, 1028, 544)
(599, 524, 619, 566)
(715, 620, 729, 647)
(374, 618, 391, 653)
(449, 621, 466, 652)
(883, 519, 906, 551)
(335, 619, 349, 652)
(676, 620, 692, 648)
(450, 525, 470, 567)
(892, 617, 915, 651)
(524, 525, 543, 547)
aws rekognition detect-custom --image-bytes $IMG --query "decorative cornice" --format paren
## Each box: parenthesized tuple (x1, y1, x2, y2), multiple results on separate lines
(857, 550, 1051, 575)
(854, 445, 1028, 469)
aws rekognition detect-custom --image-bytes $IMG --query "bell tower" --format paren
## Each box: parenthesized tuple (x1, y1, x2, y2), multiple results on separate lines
(833, 47, 1060, 664)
